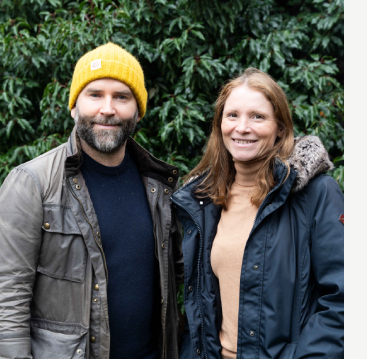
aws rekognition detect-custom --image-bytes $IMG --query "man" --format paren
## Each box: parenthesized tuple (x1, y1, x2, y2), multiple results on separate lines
(0, 43, 183, 359)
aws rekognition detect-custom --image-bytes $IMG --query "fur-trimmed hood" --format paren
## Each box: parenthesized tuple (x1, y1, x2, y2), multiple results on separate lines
(289, 136, 334, 192)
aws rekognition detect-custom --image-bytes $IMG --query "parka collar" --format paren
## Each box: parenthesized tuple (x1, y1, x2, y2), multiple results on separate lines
(172, 161, 296, 215)
(64, 127, 179, 188)
(172, 135, 333, 211)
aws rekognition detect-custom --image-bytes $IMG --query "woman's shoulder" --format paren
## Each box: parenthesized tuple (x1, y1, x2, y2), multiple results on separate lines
(291, 172, 343, 203)
(308, 173, 343, 202)
(303, 173, 343, 198)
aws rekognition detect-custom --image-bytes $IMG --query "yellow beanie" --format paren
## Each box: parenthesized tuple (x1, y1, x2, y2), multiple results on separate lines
(69, 43, 147, 118)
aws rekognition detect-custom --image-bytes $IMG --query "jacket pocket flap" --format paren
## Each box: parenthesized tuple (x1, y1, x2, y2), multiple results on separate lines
(42, 204, 81, 235)
(31, 318, 88, 358)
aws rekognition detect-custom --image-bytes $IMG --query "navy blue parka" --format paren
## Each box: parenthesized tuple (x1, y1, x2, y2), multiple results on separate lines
(172, 137, 344, 359)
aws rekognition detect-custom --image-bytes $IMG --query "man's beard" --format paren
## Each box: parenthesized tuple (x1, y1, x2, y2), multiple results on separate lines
(74, 109, 138, 154)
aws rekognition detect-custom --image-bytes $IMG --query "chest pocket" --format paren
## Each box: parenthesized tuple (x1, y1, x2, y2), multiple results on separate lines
(37, 204, 87, 283)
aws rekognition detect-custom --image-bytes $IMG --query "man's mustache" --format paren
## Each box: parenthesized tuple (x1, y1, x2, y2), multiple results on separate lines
(89, 116, 123, 126)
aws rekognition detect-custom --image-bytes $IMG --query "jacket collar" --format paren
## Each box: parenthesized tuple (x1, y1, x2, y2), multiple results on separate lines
(65, 127, 82, 178)
(64, 127, 179, 188)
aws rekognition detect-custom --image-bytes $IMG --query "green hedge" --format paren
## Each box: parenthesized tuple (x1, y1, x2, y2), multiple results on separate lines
(0, 0, 344, 190)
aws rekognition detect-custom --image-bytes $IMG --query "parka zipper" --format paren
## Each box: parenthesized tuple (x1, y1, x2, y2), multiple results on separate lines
(67, 179, 109, 283)
(171, 197, 208, 359)
(248, 166, 287, 239)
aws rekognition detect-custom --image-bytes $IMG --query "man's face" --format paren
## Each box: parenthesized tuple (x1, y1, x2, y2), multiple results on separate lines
(71, 78, 140, 154)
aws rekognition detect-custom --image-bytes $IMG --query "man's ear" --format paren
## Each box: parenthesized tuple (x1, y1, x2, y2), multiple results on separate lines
(71, 106, 76, 119)
(137, 115, 141, 123)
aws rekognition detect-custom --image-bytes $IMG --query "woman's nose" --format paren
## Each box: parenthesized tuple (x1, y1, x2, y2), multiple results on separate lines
(236, 118, 252, 133)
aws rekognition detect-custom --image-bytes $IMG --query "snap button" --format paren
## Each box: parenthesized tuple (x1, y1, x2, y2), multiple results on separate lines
(199, 201, 203, 205)
(93, 298, 98, 303)
(253, 265, 259, 270)
(196, 348, 201, 355)
(90, 336, 96, 343)
(76, 349, 82, 354)
(96, 231, 100, 237)
(173, 170, 178, 175)
(161, 243, 165, 249)
(164, 189, 169, 194)
(161, 298, 164, 304)
(151, 188, 156, 193)
(187, 230, 191, 234)
(75, 184, 81, 190)
(73, 178, 78, 184)
(44, 223, 50, 229)
(94, 284, 99, 291)
(250, 331, 255, 336)
(188, 286, 193, 292)
(168, 177, 173, 182)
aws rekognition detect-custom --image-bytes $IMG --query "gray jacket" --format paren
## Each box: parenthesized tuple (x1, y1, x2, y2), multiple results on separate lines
(0, 128, 184, 359)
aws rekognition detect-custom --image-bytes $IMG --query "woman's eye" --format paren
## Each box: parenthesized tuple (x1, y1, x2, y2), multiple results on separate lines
(227, 113, 237, 118)
(254, 114, 264, 119)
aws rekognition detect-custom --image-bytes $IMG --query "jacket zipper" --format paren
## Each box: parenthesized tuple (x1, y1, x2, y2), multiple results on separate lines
(152, 185, 166, 359)
(171, 198, 208, 359)
(153, 184, 160, 261)
(67, 179, 109, 283)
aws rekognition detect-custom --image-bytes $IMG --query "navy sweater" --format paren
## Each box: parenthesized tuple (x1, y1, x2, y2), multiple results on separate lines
(81, 149, 160, 359)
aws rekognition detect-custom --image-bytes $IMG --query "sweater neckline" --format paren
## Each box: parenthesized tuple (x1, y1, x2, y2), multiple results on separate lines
(81, 149, 132, 176)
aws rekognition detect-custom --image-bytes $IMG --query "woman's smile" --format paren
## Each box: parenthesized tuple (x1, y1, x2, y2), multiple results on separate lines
(232, 139, 258, 147)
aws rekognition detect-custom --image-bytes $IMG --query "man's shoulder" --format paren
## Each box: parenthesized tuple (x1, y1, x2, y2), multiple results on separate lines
(10, 142, 69, 194)
(17, 142, 68, 173)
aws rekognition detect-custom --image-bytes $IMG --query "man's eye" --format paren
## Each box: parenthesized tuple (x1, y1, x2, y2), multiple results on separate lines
(117, 96, 127, 100)
(91, 94, 100, 98)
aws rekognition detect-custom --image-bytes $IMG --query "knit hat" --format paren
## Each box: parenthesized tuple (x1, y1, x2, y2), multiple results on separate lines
(69, 43, 147, 118)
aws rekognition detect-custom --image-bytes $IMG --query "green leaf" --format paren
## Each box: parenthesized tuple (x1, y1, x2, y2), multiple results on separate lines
(191, 30, 205, 41)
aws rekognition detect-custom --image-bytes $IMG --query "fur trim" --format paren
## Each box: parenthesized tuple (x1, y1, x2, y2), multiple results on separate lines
(288, 136, 334, 192)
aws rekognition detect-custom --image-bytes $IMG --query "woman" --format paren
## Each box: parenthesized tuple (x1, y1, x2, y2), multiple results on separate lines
(172, 68, 343, 359)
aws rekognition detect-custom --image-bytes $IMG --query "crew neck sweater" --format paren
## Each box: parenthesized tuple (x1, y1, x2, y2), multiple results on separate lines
(211, 162, 260, 359)
(81, 149, 159, 359)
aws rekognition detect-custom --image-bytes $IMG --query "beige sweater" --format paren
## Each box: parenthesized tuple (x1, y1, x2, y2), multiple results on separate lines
(211, 171, 259, 358)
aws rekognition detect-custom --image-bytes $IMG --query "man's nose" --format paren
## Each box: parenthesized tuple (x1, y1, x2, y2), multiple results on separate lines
(99, 97, 116, 116)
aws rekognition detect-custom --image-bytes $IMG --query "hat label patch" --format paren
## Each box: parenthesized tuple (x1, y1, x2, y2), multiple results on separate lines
(91, 59, 102, 71)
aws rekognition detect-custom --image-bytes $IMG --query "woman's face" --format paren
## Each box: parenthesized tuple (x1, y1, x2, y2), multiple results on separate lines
(221, 84, 282, 163)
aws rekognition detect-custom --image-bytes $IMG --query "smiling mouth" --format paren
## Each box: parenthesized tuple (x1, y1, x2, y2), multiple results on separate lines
(233, 139, 258, 144)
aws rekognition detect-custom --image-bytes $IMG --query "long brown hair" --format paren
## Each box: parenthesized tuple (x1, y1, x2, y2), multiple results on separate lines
(184, 68, 294, 209)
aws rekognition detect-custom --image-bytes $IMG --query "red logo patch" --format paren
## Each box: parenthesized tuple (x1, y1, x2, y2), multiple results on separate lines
(339, 214, 344, 225)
